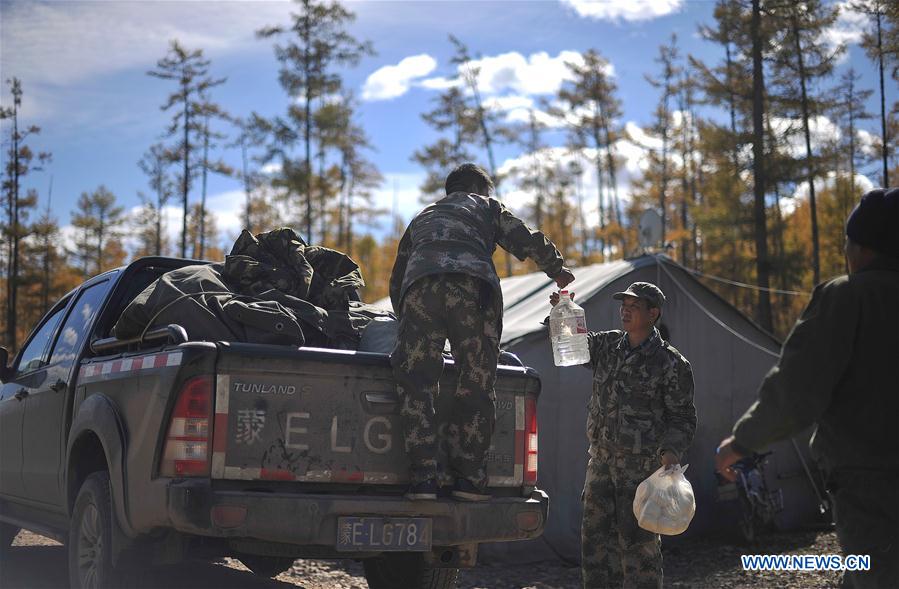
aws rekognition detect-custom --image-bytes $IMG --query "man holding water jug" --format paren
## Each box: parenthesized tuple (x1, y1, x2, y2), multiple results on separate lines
(551, 282, 696, 589)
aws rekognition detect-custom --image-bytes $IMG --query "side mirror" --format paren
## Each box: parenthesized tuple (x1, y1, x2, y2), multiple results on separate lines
(0, 347, 11, 383)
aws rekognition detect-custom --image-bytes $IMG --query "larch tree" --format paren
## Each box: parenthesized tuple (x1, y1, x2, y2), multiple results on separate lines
(69, 186, 126, 277)
(256, 0, 374, 244)
(148, 40, 226, 258)
(1, 77, 50, 349)
(412, 86, 479, 197)
(852, 0, 896, 186)
(830, 68, 873, 216)
(644, 35, 681, 251)
(136, 143, 175, 256)
(750, 0, 773, 332)
(769, 0, 843, 286)
(554, 49, 623, 258)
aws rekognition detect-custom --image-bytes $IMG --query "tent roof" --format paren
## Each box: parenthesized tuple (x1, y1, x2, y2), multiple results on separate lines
(500, 256, 655, 344)
(370, 254, 778, 348)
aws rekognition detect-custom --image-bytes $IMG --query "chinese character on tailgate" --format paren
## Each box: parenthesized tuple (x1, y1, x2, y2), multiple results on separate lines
(235, 409, 266, 445)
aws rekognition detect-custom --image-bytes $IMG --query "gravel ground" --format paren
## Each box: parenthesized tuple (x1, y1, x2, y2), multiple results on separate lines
(2, 528, 842, 588)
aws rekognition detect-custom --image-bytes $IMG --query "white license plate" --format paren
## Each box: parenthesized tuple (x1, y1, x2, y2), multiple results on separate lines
(336, 517, 432, 552)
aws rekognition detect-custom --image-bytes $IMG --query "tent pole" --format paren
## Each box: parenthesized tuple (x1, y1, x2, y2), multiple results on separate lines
(789, 437, 829, 515)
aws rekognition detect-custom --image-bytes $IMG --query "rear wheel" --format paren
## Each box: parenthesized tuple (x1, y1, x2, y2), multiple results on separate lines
(237, 554, 296, 578)
(68, 471, 135, 589)
(363, 552, 458, 589)
(0, 521, 20, 557)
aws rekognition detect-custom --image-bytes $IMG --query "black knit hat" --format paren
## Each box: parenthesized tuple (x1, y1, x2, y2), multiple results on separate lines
(845, 187, 899, 259)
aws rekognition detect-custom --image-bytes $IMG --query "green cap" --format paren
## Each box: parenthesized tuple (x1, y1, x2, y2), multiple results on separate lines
(612, 281, 666, 308)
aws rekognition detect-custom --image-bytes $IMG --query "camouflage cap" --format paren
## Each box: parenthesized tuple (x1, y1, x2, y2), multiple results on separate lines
(612, 281, 666, 308)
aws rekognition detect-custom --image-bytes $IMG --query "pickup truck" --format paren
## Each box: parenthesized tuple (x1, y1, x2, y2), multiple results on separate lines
(0, 256, 546, 589)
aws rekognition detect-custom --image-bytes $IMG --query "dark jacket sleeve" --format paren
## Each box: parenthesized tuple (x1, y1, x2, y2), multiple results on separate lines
(658, 356, 697, 460)
(491, 198, 564, 279)
(733, 279, 856, 452)
(388, 228, 412, 315)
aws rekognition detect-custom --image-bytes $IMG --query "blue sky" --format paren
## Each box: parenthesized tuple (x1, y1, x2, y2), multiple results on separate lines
(0, 0, 886, 251)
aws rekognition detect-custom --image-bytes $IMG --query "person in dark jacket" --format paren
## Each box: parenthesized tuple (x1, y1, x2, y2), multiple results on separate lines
(716, 187, 899, 589)
(390, 163, 574, 501)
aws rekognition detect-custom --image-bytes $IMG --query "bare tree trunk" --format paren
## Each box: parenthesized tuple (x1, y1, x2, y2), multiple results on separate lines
(41, 181, 52, 313)
(751, 0, 773, 332)
(241, 136, 251, 232)
(199, 115, 209, 260)
(791, 12, 820, 285)
(155, 188, 163, 256)
(592, 119, 606, 260)
(848, 74, 857, 219)
(875, 12, 889, 186)
(659, 117, 669, 248)
(318, 142, 326, 246)
(346, 175, 355, 257)
(97, 214, 105, 275)
(303, 10, 313, 244)
(678, 90, 690, 265)
(7, 96, 19, 348)
(181, 89, 190, 258)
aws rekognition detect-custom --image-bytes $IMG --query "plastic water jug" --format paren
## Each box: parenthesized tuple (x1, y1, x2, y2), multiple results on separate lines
(549, 290, 590, 366)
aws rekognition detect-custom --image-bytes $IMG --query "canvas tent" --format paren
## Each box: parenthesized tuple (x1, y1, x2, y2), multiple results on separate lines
(375, 254, 826, 563)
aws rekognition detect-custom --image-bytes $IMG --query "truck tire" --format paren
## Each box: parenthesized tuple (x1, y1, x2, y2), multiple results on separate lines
(363, 553, 459, 589)
(0, 521, 19, 556)
(237, 554, 296, 578)
(68, 471, 135, 589)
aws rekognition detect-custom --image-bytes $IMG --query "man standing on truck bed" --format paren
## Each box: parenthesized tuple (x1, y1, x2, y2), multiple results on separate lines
(390, 163, 574, 501)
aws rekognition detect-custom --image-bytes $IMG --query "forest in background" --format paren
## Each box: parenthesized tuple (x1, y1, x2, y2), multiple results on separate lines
(2, 0, 898, 352)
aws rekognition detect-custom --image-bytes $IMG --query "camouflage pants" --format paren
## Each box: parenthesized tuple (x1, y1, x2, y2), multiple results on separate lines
(827, 470, 899, 588)
(582, 451, 662, 589)
(390, 274, 501, 488)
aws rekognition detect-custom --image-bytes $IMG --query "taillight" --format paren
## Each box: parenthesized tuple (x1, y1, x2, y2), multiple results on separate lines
(161, 375, 213, 477)
(524, 396, 538, 485)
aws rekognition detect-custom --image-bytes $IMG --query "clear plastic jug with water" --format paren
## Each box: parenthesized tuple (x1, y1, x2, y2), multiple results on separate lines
(549, 290, 590, 366)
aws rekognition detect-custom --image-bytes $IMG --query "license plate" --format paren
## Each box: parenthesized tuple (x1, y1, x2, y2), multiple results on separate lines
(336, 517, 432, 552)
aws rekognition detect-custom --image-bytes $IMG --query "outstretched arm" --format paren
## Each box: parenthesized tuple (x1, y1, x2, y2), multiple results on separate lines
(493, 198, 569, 283)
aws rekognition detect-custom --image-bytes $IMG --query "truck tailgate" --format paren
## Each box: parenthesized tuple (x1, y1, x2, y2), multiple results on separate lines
(210, 345, 540, 487)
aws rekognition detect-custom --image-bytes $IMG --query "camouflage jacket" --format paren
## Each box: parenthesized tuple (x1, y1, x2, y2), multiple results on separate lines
(389, 192, 565, 313)
(734, 256, 899, 473)
(585, 328, 696, 461)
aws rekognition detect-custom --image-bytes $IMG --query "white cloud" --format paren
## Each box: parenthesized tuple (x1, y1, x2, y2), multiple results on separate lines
(362, 54, 437, 101)
(260, 162, 283, 176)
(821, 1, 868, 51)
(421, 50, 589, 99)
(786, 171, 875, 214)
(418, 76, 463, 91)
(415, 50, 604, 131)
(856, 129, 879, 158)
(1, 2, 294, 88)
(560, 0, 684, 22)
(770, 115, 842, 159)
(497, 123, 653, 229)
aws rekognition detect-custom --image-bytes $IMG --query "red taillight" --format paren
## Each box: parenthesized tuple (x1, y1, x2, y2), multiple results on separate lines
(161, 375, 213, 477)
(524, 396, 538, 485)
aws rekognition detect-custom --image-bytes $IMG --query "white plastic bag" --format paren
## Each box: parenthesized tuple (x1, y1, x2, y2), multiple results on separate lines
(632, 464, 695, 535)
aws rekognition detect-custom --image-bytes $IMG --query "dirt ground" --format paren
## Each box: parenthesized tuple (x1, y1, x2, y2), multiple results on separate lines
(1, 527, 842, 589)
